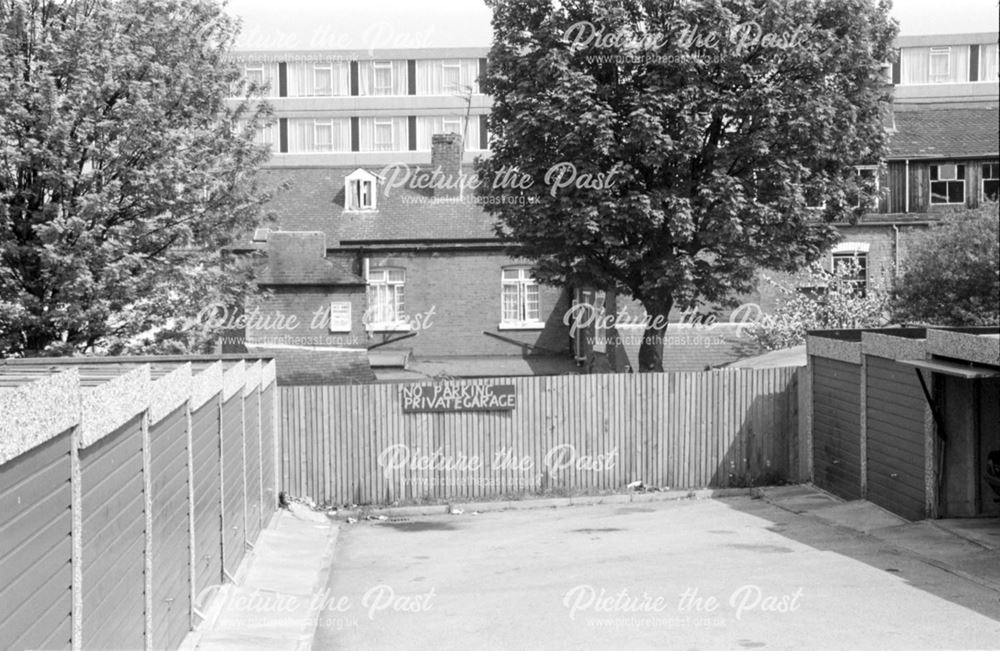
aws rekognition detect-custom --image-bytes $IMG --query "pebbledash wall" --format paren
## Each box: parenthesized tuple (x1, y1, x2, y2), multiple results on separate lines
(0, 356, 278, 651)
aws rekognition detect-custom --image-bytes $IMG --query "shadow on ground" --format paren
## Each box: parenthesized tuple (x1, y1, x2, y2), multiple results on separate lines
(718, 486, 1000, 623)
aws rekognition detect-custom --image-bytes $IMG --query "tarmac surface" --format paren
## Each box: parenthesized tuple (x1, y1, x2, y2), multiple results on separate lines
(191, 485, 1000, 651)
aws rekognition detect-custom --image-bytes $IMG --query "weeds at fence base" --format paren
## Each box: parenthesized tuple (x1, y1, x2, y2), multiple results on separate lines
(302, 481, 786, 513)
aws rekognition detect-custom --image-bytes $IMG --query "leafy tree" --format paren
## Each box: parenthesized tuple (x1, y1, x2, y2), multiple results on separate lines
(892, 205, 1000, 326)
(0, 0, 273, 357)
(478, 0, 896, 370)
(743, 261, 891, 351)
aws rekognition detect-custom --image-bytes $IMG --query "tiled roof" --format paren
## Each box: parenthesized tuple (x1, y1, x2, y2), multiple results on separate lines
(256, 231, 364, 286)
(889, 106, 999, 159)
(261, 167, 498, 245)
(248, 346, 376, 385)
(257, 258, 363, 286)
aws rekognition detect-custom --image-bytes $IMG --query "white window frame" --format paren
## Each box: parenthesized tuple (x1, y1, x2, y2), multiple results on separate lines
(442, 62, 462, 92)
(983, 162, 999, 202)
(366, 267, 408, 331)
(244, 64, 265, 85)
(254, 123, 272, 146)
(831, 251, 869, 296)
(373, 118, 394, 151)
(313, 63, 334, 96)
(345, 168, 378, 212)
(930, 162, 966, 205)
(499, 266, 542, 329)
(441, 117, 463, 135)
(372, 61, 393, 96)
(928, 47, 951, 82)
(314, 120, 336, 151)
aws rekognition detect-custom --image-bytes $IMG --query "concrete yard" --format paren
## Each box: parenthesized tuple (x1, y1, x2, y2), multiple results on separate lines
(313, 492, 1000, 650)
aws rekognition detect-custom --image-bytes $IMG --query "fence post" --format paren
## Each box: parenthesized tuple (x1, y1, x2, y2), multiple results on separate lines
(141, 399, 154, 651)
(217, 387, 227, 583)
(70, 380, 84, 651)
(185, 396, 197, 631)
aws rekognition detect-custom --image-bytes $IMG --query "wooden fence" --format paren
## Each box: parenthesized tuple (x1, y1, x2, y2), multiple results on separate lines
(0, 357, 278, 651)
(280, 367, 801, 506)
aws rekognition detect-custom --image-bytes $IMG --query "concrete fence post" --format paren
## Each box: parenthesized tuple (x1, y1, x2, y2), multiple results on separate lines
(186, 398, 196, 630)
(141, 404, 154, 651)
(217, 387, 227, 583)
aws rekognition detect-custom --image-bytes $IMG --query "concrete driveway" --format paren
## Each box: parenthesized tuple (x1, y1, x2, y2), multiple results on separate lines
(313, 495, 1000, 650)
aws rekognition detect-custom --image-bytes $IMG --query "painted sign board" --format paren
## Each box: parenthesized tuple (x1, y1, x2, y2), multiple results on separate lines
(401, 383, 516, 412)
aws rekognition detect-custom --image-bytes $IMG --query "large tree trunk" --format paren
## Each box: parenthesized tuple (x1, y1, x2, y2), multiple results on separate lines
(637, 298, 673, 373)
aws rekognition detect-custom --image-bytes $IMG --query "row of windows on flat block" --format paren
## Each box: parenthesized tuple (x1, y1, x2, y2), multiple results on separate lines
(807, 162, 1000, 210)
(894, 43, 999, 85)
(358, 265, 540, 331)
(251, 115, 488, 153)
(238, 45, 998, 95)
(241, 58, 485, 98)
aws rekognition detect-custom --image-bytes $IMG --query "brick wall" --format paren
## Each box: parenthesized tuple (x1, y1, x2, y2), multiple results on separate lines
(246, 286, 368, 348)
(431, 133, 463, 198)
(363, 250, 572, 357)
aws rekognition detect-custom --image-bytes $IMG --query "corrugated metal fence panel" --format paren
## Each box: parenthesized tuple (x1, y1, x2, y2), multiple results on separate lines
(191, 397, 222, 598)
(865, 355, 927, 520)
(150, 404, 191, 651)
(280, 368, 799, 505)
(80, 414, 145, 651)
(812, 357, 863, 500)
(221, 394, 246, 577)
(0, 428, 73, 651)
(243, 391, 262, 544)
(260, 384, 276, 522)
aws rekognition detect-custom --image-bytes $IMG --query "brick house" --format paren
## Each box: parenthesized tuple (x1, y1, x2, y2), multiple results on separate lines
(231, 33, 998, 379)
(239, 133, 577, 379)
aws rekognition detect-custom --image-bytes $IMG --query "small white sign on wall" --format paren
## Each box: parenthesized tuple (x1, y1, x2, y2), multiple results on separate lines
(329, 302, 352, 333)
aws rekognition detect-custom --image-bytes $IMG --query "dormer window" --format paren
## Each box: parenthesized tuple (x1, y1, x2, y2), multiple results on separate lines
(345, 169, 379, 211)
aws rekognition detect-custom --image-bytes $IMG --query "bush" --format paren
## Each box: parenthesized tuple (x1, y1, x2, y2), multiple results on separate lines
(744, 262, 891, 350)
(892, 206, 1000, 326)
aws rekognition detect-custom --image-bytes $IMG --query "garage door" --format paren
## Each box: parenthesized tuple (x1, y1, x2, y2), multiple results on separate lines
(812, 357, 862, 499)
(866, 355, 927, 520)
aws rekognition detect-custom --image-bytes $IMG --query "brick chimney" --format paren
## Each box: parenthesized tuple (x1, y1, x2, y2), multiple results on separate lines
(430, 132, 464, 199)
